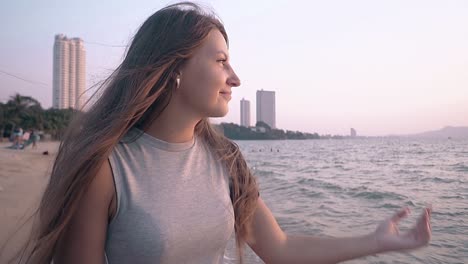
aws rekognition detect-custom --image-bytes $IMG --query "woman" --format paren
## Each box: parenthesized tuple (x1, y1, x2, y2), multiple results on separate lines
(19, 2, 431, 263)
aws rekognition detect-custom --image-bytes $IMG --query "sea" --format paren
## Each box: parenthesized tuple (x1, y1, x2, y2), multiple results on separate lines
(224, 137, 468, 264)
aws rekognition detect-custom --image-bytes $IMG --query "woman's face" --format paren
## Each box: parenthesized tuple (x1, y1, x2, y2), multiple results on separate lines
(175, 29, 241, 118)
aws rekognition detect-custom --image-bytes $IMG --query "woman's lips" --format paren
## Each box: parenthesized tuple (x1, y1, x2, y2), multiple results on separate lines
(220, 91, 232, 100)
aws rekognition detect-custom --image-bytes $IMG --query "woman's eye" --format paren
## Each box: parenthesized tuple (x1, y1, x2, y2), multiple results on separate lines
(217, 59, 227, 64)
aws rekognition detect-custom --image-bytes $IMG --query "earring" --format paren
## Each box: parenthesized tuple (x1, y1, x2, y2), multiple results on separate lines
(176, 76, 180, 89)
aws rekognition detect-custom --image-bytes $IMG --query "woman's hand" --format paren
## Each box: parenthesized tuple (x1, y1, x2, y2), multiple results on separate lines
(374, 207, 432, 253)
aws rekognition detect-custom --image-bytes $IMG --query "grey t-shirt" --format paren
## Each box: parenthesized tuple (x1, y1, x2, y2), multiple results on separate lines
(105, 128, 234, 263)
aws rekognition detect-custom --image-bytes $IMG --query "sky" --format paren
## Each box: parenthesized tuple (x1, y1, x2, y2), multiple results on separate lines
(1, 0, 467, 136)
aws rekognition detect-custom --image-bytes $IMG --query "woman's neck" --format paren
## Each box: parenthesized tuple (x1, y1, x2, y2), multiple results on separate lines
(145, 101, 201, 143)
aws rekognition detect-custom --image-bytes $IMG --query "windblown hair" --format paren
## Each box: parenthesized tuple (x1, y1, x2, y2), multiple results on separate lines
(16, 2, 258, 263)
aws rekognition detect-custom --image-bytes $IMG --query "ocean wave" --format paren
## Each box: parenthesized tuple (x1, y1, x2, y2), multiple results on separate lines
(439, 195, 465, 200)
(296, 177, 343, 191)
(394, 169, 427, 175)
(297, 166, 321, 174)
(380, 203, 401, 209)
(333, 164, 353, 171)
(432, 211, 467, 217)
(349, 190, 406, 201)
(451, 163, 468, 172)
(253, 168, 284, 178)
(420, 177, 457, 184)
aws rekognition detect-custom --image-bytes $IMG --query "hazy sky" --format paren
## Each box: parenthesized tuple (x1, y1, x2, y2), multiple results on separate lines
(1, 0, 467, 136)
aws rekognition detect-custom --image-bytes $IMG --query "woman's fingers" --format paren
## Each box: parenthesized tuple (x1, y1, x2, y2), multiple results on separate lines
(426, 208, 432, 232)
(423, 208, 432, 235)
(409, 208, 432, 246)
(419, 208, 431, 229)
(376, 207, 433, 251)
(391, 207, 410, 223)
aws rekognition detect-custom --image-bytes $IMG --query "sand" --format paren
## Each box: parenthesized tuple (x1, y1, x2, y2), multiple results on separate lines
(0, 141, 60, 262)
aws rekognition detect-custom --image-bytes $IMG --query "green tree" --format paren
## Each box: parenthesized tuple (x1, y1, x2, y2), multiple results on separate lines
(42, 108, 75, 139)
(0, 93, 76, 140)
(5, 93, 43, 129)
(255, 121, 271, 131)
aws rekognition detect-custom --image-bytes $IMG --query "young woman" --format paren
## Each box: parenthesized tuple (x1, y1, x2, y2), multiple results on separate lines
(19, 2, 431, 263)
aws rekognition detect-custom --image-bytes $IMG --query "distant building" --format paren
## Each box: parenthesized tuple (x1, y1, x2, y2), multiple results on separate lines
(240, 98, 251, 127)
(53, 34, 86, 109)
(350, 128, 357, 137)
(250, 126, 266, 133)
(256, 90, 276, 129)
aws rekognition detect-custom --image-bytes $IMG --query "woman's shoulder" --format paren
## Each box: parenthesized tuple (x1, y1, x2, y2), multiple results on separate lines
(54, 159, 116, 262)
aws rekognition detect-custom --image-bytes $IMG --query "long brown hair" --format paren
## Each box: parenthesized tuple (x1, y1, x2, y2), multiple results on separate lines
(17, 2, 258, 263)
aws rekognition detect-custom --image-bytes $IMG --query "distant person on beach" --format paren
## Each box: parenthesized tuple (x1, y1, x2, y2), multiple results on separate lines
(22, 131, 30, 143)
(31, 130, 39, 149)
(11, 128, 19, 146)
(17, 3, 432, 264)
(11, 127, 24, 149)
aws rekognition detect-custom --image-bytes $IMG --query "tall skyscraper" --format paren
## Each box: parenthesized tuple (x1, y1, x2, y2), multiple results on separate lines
(53, 34, 86, 109)
(350, 128, 357, 137)
(240, 98, 251, 127)
(256, 89, 276, 129)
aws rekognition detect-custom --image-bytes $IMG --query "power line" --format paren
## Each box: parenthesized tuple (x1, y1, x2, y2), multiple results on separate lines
(0, 69, 50, 87)
(1, 40, 125, 87)
(84, 41, 127, 48)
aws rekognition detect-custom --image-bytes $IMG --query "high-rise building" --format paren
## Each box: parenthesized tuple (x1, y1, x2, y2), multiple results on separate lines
(240, 98, 251, 127)
(350, 128, 357, 137)
(256, 89, 276, 129)
(53, 34, 86, 109)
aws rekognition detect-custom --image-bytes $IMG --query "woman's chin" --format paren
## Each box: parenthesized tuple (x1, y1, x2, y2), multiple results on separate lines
(208, 107, 229, 118)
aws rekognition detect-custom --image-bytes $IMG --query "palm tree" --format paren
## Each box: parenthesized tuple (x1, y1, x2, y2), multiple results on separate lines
(0, 100, 18, 138)
(43, 108, 75, 140)
(11, 93, 39, 106)
(1, 93, 77, 140)
(7, 93, 43, 128)
(0, 102, 5, 138)
(2, 93, 44, 136)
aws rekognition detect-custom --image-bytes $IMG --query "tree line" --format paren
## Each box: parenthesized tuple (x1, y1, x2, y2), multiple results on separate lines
(0, 93, 75, 140)
(218, 121, 321, 140)
(1, 93, 327, 141)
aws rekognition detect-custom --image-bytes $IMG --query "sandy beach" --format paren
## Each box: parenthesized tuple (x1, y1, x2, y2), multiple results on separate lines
(0, 141, 59, 262)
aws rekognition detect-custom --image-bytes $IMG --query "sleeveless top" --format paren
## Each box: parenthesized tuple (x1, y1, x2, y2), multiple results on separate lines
(105, 128, 235, 263)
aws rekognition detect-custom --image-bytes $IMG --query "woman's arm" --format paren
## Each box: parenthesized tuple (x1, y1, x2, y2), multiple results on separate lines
(54, 160, 116, 264)
(247, 198, 431, 264)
